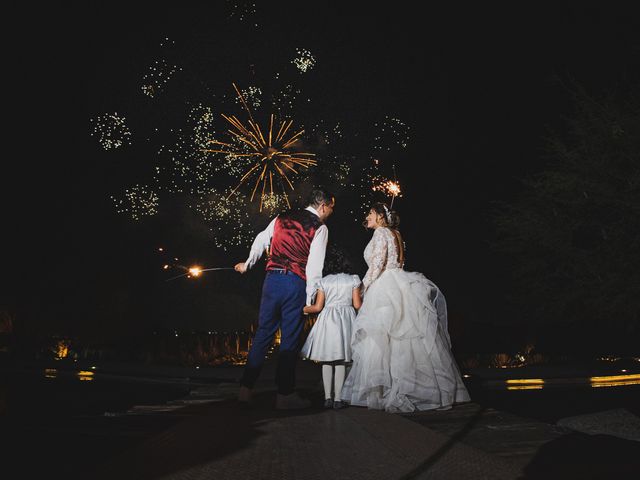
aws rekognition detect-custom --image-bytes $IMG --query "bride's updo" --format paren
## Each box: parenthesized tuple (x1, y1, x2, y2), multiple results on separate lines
(367, 202, 400, 229)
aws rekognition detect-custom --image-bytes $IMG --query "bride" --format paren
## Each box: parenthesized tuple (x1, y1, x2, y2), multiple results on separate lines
(341, 203, 471, 412)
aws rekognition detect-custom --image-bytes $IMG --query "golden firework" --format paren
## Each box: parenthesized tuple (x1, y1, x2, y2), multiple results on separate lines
(204, 83, 317, 211)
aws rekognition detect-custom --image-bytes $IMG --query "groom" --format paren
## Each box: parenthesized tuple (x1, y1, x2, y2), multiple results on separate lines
(234, 187, 335, 409)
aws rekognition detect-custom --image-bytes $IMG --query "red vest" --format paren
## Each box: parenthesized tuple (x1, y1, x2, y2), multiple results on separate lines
(266, 209, 323, 281)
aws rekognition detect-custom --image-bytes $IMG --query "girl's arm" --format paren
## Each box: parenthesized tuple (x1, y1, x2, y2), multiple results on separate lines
(352, 286, 363, 310)
(303, 290, 325, 314)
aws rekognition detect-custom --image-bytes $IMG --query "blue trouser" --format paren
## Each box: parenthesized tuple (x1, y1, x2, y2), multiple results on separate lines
(241, 270, 306, 395)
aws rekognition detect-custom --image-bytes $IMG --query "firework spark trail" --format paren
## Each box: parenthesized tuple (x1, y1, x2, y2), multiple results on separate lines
(202, 83, 317, 211)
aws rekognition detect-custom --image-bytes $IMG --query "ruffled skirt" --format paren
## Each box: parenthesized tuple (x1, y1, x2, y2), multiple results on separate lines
(341, 269, 470, 412)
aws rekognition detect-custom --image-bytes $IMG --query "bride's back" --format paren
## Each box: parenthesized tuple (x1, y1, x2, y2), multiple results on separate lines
(382, 227, 404, 269)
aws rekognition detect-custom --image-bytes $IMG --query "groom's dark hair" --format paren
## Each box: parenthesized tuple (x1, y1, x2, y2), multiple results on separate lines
(307, 187, 335, 208)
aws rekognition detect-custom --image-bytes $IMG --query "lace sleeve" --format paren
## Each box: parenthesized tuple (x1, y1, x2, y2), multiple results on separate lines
(363, 228, 388, 293)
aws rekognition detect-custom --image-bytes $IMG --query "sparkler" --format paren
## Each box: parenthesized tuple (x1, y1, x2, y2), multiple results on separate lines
(157, 248, 235, 281)
(165, 266, 236, 282)
(203, 83, 317, 211)
(372, 169, 402, 209)
(372, 179, 402, 208)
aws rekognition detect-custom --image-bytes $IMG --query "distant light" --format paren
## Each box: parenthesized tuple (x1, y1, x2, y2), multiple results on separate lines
(91, 366, 97, 370)
(506, 378, 545, 385)
(158, 247, 164, 252)
(77, 371, 94, 381)
(463, 374, 471, 378)
(591, 373, 640, 382)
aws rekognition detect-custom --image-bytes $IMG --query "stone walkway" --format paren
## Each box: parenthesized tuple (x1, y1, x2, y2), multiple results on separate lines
(92, 359, 522, 480)
(95, 393, 520, 480)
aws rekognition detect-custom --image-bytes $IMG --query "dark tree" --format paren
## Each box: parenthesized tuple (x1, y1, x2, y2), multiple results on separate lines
(491, 82, 640, 352)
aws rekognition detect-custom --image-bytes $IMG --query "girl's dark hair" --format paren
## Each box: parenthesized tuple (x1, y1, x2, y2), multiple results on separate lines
(364, 202, 400, 229)
(323, 245, 353, 275)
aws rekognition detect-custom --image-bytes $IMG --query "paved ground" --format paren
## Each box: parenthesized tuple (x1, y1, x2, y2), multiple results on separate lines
(92, 360, 521, 480)
(5, 357, 640, 479)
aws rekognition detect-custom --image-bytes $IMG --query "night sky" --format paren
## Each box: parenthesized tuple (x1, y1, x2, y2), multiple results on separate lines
(5, 3, 639, 340)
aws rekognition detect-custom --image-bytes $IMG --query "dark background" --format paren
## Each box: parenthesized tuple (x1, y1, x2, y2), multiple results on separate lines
(4, 3, 639, 351)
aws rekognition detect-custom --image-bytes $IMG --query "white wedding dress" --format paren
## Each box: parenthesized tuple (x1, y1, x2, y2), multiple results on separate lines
(341, 227, 471, 412)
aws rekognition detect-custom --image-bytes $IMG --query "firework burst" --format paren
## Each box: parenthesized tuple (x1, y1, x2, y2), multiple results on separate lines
(203, 83, 317, 211)
(90, 112, 132, 150)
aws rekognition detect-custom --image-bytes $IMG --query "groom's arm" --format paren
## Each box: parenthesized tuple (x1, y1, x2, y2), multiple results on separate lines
(235, 217, 277, 273)
(305, 225, 328, 305)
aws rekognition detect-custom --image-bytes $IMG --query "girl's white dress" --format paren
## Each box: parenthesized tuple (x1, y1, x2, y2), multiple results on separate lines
(341, 227, 471, 412)
(300, 273, 361, 363)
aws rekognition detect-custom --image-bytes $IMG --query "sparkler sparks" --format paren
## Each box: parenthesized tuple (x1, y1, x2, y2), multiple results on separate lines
(372, 178, 402, 208)
(372, 178, 402, 198)
(203, 83, 317, 211)
(165, 265, 236, 282)
(372, 161, 402, 209)
(188, 266, 203, 277)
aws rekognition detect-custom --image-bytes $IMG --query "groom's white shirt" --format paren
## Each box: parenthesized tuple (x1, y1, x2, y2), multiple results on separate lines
(244, 206, 328, 305)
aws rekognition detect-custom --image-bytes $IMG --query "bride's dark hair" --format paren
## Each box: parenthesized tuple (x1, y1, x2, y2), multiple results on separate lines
(364, 202, 401, 229)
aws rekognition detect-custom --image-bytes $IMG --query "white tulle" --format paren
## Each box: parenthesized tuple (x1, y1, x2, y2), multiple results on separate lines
(341, 228, 470, 412)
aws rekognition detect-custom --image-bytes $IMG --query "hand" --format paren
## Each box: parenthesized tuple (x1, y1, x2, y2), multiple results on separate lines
(234, 262, 247, 274)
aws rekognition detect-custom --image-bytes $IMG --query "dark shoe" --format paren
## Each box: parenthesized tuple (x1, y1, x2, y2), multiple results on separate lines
(275, 392, 311, 410)
(323, 398, 334, 409)
(333, 400, 347, 410)
(238, 386, 252, 404)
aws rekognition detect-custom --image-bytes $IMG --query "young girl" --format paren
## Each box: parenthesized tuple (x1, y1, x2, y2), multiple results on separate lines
(301, 259, 362, 409)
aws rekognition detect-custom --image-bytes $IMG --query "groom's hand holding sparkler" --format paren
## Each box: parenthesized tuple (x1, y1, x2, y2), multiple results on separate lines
(234, 262, 248, 274)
